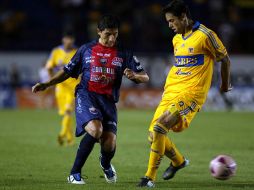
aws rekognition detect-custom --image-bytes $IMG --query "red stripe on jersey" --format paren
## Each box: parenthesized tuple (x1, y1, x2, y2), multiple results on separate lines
(88, 43, 117, 97)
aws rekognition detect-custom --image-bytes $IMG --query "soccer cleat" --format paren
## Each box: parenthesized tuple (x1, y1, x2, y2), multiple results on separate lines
(67, 173, 85, 185)
(162, 158, 189, 180)
(137, 177, 155, 188)
(99, 157, 117, 183)
(57, 135, 64, 146)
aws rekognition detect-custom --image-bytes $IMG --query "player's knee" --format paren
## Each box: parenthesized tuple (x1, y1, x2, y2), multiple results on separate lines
(65, 110, 72, 115)
(157, 110, 180, 129)
(101, 133, 116, 152)
(85, 120, 103, 139)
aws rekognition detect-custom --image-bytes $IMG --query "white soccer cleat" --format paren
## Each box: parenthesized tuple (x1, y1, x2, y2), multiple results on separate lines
(99, 157, 117, 183)
(67, 173, 85, 185)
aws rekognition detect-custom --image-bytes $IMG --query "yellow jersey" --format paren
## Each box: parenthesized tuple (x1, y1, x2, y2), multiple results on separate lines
(163, 22, 228, 106)
(46, 45, 80, 89)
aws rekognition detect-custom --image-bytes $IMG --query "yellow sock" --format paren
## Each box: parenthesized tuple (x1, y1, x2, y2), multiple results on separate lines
(60, 114, 71, 138)
(164, 136, 184, 167)
(145, 130, 166, 181)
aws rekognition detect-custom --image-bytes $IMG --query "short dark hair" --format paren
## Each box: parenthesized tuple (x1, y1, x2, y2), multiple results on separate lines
(62, 30, 75, 38)
(97, 14, 120, 31)
(162, 0, 191, 18)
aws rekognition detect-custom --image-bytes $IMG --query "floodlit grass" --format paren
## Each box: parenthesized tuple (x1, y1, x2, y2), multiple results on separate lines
(0, 109, 254, 189)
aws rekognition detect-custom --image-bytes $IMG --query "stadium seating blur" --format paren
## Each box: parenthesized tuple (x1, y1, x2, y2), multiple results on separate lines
(0, 0, 254, 110)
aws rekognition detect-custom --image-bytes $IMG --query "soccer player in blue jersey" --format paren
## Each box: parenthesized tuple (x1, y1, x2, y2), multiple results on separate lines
(32, 15, 149, 184)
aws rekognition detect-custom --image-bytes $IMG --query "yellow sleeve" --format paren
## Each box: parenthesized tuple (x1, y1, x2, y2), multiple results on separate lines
(45, 49, 56, 69)
(203, 30, 228, 62)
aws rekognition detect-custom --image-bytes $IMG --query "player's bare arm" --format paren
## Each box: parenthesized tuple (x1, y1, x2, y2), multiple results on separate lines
(124, 68, 149, 83)
(220, 55, 232, 92)
(32, 70, 70, 93)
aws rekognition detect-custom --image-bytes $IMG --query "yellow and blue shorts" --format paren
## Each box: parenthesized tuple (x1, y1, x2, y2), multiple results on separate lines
(148, 93, 200, 133)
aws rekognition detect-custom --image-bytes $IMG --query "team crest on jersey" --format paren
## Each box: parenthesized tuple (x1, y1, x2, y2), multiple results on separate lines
(100, 58, 107, 65)
(188, 47, 194, 54)
(89, 107, 98, 114)
(111, 57, 123, 67)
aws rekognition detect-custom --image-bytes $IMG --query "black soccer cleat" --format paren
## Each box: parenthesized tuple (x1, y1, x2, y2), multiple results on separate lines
(162, 158, 189, 180)
(137, 177, 155, 188)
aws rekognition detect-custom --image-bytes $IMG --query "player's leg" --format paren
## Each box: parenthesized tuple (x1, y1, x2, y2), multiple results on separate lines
(138, 105, 180, 187)
(162, 136, 189, 180)
(68, 91, 103, 184)
(162, 110, 197, 180)
(100, 131, 117, 183)
(149, 131, 185, 168)
(98, 96, 118, 183)
(68, 119, 102, 184)
(64, 94, 75, 145)
(55, 87, 67, 145)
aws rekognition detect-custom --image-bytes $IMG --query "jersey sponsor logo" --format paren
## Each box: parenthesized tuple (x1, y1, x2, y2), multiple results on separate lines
(91, 66, 115, 75)
(175, 69, 192, 76)
(174, 54, 204, 67)
(111, 57, 123, 67)
(90, 74, 114, 84)
(96, 53, 111, 57)
(89, 107, 99, 114)
(100, 58, 107, 65)
(85, 56, 95, 64)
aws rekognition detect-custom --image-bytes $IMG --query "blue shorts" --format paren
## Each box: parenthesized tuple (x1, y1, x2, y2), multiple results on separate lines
(75, 90, 117, 137)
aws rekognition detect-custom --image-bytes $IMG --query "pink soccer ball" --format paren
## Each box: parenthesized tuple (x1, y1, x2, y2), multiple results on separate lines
(209, 155, 237, 180)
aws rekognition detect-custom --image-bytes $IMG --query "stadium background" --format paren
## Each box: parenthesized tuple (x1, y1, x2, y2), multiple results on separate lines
(1, 1, 254, 190)
(0, 0, 254, 110)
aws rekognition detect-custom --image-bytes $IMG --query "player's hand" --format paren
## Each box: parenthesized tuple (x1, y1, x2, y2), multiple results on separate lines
(220, 84, 233, 93)
(32, 83, 48, 93)
(124, 68, 136, 80)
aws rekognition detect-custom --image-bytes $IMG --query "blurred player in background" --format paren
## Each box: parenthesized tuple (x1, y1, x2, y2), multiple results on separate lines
(46, 31, 79, 146)
(32, 15, 149, 185)
(138, 0, 231, 187)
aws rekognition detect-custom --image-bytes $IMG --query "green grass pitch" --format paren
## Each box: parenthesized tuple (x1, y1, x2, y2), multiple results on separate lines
(0, 109, 254, 190)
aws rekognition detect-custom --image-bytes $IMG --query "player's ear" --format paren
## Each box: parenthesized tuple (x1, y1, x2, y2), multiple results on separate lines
(97, 28, 102, 37)
(180, 13, 187, 21)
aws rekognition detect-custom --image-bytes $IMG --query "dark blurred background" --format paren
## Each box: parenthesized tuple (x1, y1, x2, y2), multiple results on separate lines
(0, 0, 254, 110)
(1, 0, 254, 53)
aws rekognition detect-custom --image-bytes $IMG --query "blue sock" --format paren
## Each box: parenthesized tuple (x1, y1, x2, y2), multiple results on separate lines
(70, 133, 97, 174)
(100, 147, 116, 169)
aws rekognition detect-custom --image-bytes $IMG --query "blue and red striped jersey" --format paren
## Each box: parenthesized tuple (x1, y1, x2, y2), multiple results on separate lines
(64, 40, 144, 102)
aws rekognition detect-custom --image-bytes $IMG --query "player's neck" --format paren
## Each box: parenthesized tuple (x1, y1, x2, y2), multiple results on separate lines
(63, 46, 74, 52)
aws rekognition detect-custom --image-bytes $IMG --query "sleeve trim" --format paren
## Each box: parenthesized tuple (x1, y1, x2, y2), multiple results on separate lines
(199, 26, 220, 49)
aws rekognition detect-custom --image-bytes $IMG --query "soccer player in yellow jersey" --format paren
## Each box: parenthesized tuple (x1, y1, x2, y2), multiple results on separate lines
(138, 0, 232, 187)
(46, 32, 79, 146)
